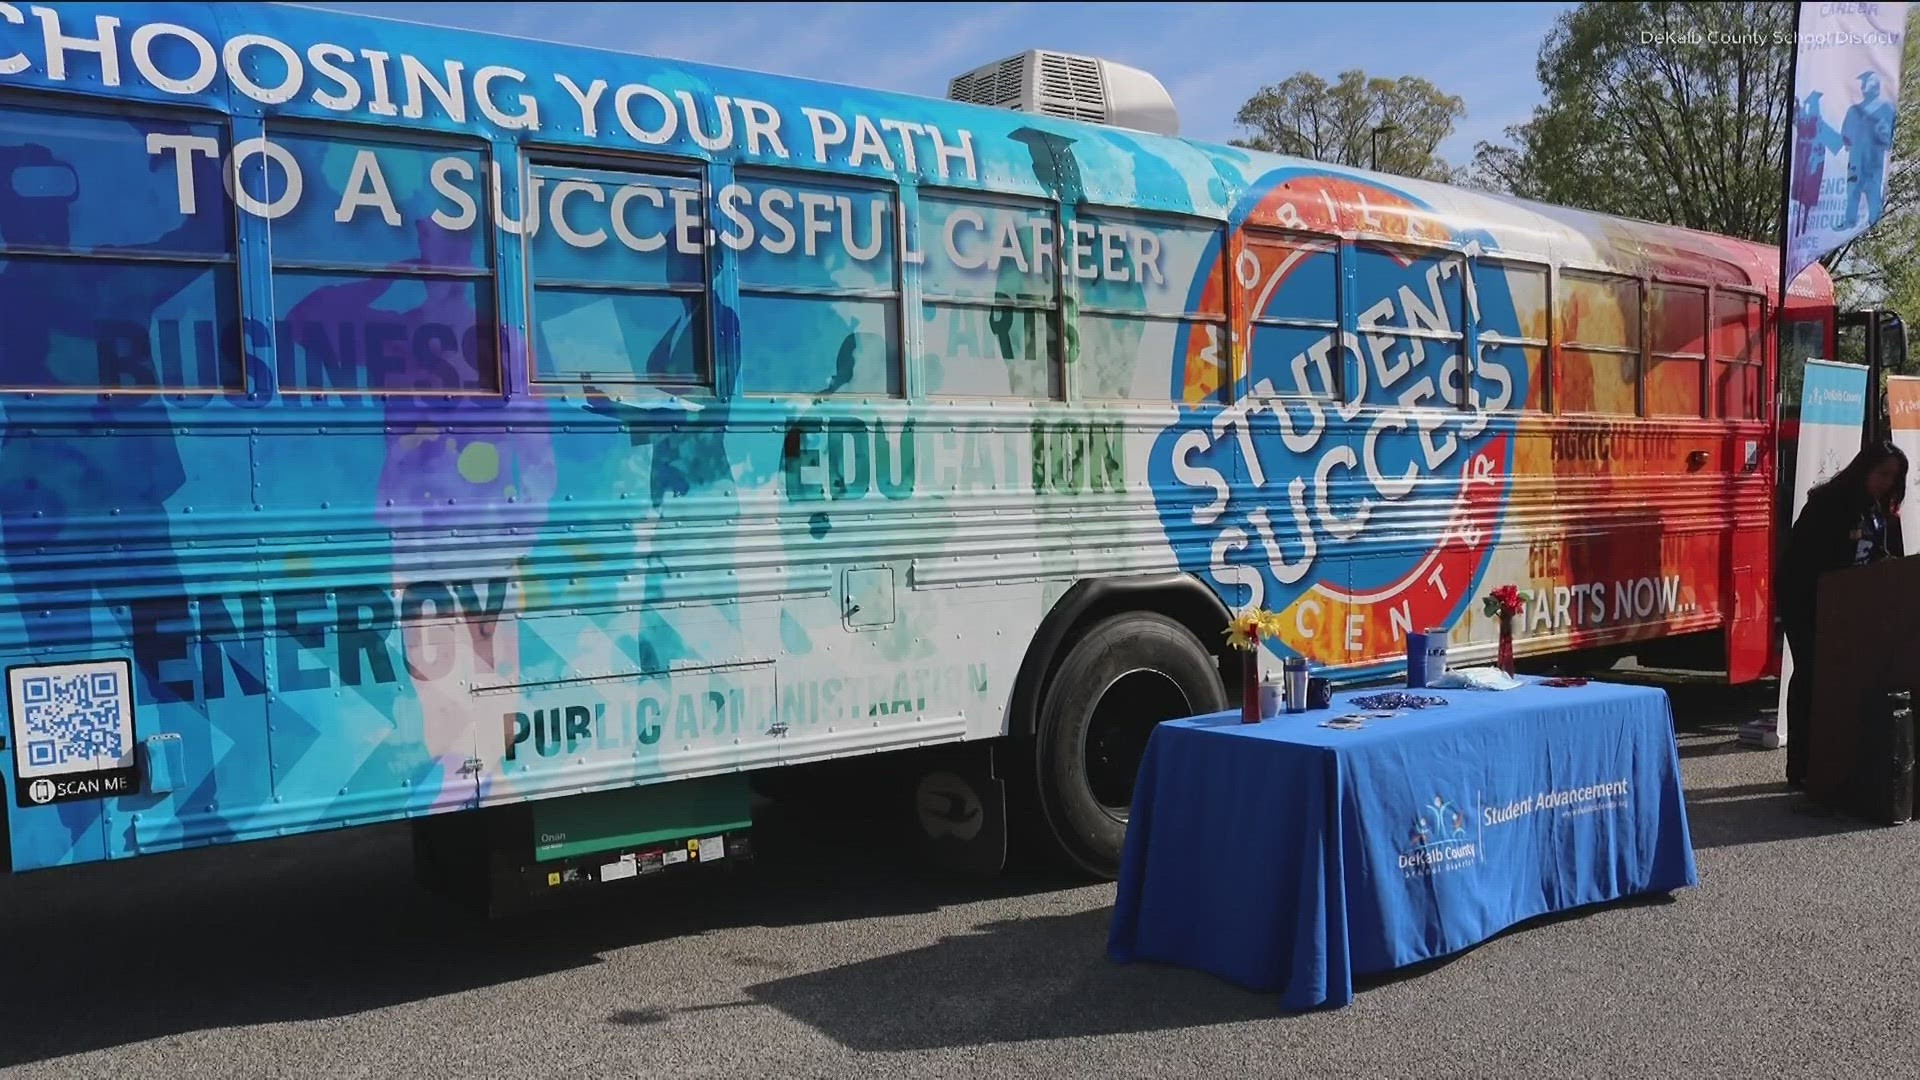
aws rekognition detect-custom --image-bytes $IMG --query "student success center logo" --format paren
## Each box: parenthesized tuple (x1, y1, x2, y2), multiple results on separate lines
(1149, 173, 1526, 666)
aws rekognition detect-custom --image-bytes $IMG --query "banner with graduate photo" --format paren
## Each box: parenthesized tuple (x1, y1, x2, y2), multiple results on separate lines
(1785, 1, 1910, 287)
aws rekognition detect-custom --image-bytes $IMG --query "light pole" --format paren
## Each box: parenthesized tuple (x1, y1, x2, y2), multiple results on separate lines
(1370, 122, 1399, 172)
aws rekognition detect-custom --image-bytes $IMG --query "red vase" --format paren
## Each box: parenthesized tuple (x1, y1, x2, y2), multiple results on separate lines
(1497, 614, 1515, 675)
(1241, 634, 1262, 724)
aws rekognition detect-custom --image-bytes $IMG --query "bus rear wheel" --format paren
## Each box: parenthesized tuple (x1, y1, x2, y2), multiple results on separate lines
(1033, 611, 1226, 878)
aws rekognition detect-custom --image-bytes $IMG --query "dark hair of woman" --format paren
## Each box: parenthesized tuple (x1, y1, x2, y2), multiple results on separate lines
(1810, 440, 1909, 511)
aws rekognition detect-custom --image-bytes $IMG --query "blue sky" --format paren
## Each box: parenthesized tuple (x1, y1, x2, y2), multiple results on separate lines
(308, 1, 1576, 164)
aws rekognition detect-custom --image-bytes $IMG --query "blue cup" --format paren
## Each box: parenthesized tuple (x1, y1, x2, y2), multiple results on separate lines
(1407, 630, 1447, 688)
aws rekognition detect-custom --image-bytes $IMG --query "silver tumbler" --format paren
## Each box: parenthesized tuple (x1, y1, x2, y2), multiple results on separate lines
(1283, 657, 1309, 713)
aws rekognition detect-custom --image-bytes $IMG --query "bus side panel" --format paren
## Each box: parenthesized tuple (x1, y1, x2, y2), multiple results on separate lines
(0, 420, 273, 872)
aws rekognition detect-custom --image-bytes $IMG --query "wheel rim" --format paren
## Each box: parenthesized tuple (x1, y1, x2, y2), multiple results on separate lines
(1081, 668, 1193, 817)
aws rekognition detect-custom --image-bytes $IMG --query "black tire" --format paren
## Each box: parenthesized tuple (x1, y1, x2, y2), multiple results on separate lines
(1033, 611, 1226, 878)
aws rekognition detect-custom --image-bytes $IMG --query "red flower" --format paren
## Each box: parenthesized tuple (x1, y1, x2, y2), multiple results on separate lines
(1482, 584, 1530, 618)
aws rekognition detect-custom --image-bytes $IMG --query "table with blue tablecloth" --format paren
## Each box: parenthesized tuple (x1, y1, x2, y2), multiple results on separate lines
(1105, 677, 1697, 1011)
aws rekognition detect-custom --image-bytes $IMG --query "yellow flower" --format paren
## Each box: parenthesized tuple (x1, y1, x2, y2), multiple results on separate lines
(1225, 608, 1274, 651)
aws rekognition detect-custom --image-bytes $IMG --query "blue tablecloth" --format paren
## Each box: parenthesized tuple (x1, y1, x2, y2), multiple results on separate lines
(1105, 677, 1697, 1011)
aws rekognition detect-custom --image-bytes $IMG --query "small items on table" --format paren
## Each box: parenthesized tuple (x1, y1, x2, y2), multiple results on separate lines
(1105, 676, 1697, 1011)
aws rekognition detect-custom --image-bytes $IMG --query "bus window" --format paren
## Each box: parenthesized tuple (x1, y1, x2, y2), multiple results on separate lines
(1714, 291, 1764, 420)
(1648, 283, 1707, 418)
(1242, 230, 1339, 400)
(0, 101, 241, 393)
(1473, 258, 1549, 412)
(736, 171, 900, 397)
(526, 161, 707, 388)
(919, 191, 1059, 399)
(1557, 271, 1641, 415)
(1779, 315, 1824, 413)
(1074, 208, 1225, 402)
(266, 127, 498, 397)
(1354, 241, 1466, 409)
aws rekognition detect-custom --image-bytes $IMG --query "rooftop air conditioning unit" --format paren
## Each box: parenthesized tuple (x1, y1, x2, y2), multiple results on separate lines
(946, 50, 1178, 138)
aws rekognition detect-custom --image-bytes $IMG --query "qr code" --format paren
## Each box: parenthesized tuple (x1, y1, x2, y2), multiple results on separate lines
(14, 665, 130, 773)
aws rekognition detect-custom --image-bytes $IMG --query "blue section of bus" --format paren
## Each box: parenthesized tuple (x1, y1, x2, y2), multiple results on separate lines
(0, 1, 1540, 871)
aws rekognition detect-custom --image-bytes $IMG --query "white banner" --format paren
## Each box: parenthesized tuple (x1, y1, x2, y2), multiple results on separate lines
(1753, 359, 1869, 747)
(1890, 375, 1920, 555)
(1786, 1, 1911, 288)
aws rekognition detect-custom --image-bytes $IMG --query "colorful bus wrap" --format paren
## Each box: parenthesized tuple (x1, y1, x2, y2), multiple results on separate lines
(0, 2, 1823, 879)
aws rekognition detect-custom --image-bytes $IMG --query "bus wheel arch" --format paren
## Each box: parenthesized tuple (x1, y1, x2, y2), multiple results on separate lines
(1009, 575, 1232, 879)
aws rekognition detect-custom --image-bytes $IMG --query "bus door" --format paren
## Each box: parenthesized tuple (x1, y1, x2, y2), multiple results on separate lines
(1837, 308, 1910, 446)
(1719, 292, 1773, 683)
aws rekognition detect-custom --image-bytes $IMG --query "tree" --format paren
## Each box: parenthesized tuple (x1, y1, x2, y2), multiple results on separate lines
(1461, 133, 1538, 197)
(1231, 70, 1465, 181)
(1467, 1, 1793, 241)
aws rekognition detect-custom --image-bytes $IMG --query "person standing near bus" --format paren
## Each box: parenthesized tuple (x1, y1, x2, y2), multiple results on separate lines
(1777, 442, 1910, 787)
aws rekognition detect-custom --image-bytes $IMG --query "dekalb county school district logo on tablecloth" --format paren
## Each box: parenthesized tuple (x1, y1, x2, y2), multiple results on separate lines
(1395, 779, 1637, 880)
(1399, 792, 1480, 877)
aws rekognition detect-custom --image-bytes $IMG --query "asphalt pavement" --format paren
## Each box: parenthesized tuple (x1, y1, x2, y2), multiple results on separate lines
(2, 675, 1917, 1079)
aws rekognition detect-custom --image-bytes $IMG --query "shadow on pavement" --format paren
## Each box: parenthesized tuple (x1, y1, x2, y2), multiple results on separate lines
(1683, 785, 1891, 849)
(744, 907, 1276, 1050)
(744, 889, 1688, 1052)
(0, 801, 1081, 1068)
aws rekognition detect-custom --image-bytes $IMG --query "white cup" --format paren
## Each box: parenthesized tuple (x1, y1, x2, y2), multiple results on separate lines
(1259, 680, 1284, 719)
